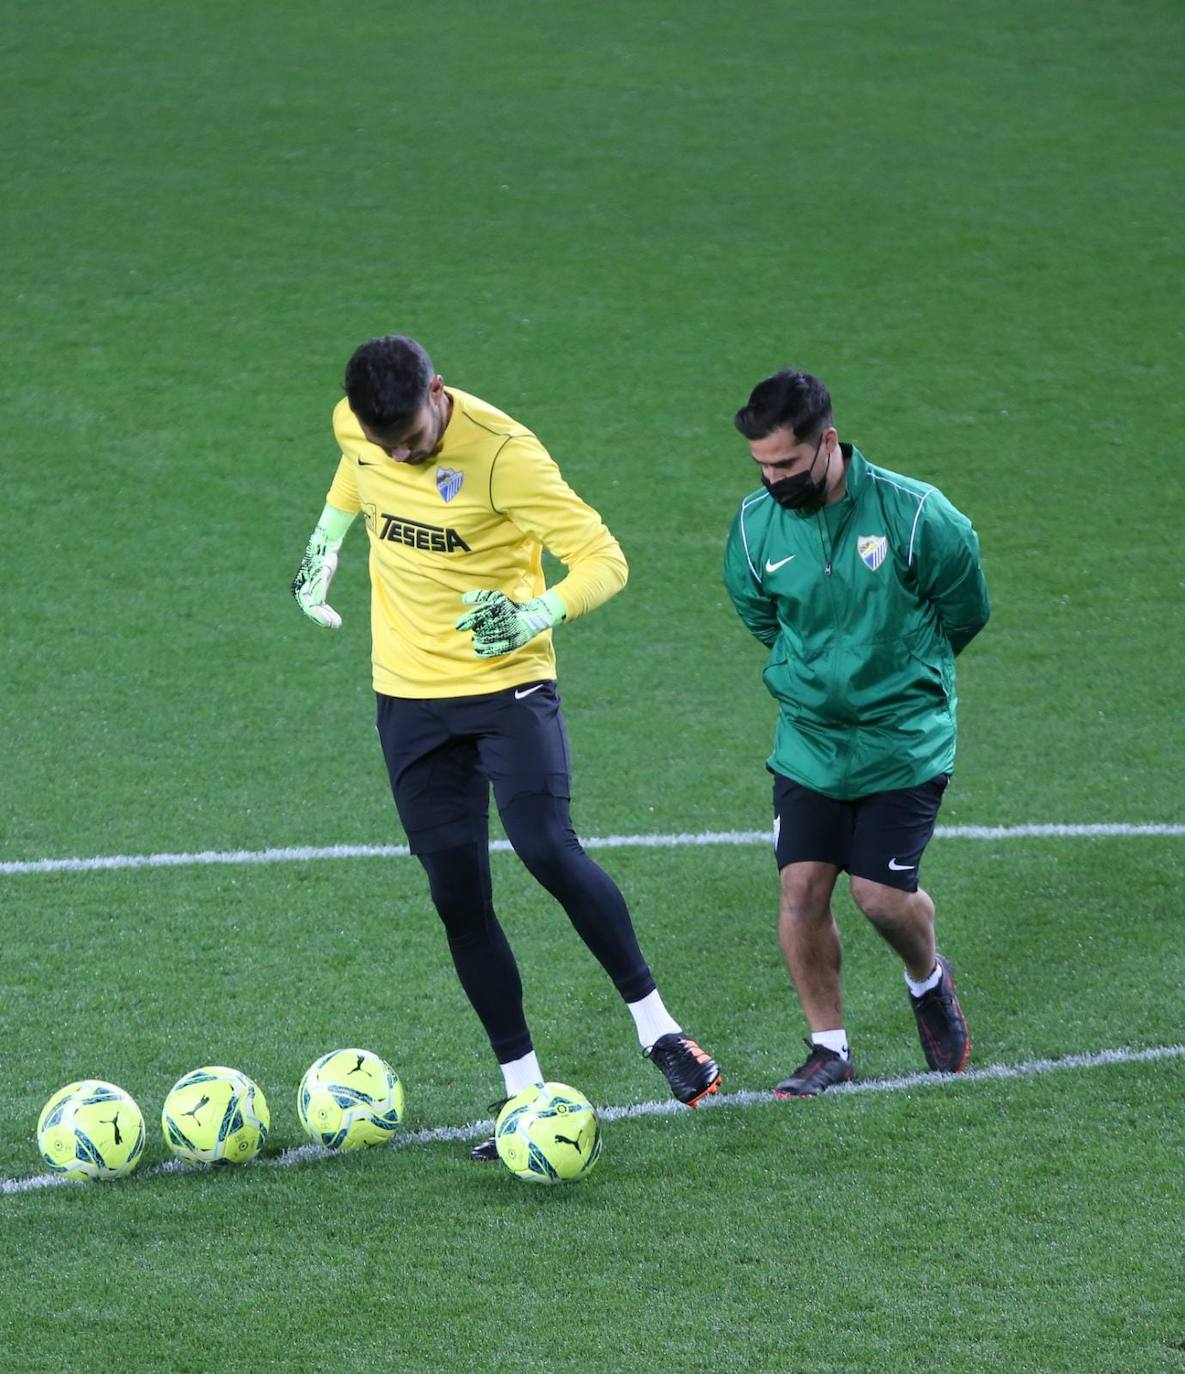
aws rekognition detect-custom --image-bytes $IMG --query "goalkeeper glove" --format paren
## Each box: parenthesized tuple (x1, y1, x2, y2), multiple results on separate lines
(456, 589, 566, 658)
(292, 504, 357, 629)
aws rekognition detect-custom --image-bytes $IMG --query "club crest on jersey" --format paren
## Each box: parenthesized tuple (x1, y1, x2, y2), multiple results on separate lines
(436, 467, 463, 503)
(858, 535, 888, 571)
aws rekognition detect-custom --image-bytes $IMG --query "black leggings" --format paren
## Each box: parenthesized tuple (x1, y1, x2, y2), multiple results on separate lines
(416, 792, 655, 1062)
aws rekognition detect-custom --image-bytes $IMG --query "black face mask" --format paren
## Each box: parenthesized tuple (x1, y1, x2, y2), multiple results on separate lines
(763, 439, 829, 511)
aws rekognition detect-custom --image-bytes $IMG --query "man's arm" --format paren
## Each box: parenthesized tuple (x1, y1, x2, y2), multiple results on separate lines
(490, 436, 629, 618)
(456, 436, 628, 657)
(724, 509, 780, 648)
(291, 457, 361, 629)
(913, 494, 990, 656)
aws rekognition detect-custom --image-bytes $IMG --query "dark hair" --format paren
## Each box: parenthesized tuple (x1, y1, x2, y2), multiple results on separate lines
(343, 335, 435, 431)
(734, 369, 833, 443)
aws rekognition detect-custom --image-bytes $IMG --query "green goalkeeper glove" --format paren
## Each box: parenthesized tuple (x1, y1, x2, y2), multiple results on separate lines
(292, 504, 357, 629)
(456, 589, 566, 658)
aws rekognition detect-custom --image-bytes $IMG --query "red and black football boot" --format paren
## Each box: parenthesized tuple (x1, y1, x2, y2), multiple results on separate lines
(909, 954, 971, 1073)
(772, 1039, 854, 1098)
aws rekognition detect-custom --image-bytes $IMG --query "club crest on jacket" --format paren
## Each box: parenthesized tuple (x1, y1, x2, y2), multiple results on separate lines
(858, 535, 888, 571)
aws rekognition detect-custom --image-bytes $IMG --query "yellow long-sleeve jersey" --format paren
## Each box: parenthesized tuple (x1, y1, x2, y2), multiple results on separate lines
(326, 387, 629, 697)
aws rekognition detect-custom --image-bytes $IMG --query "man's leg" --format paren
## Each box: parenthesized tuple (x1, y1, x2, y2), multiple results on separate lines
(415, 837, 532, 1066)
(770, 774, 855, 1097)
(848, 775, 970, 1072)
(414, 836, 551, 1161)
(778, 860, 845, 1032)
(846, 877, 936, 982)
(485, 683, 721, 1107)
(498, 791, 652, 1001)
(376, 694, 543, 1159)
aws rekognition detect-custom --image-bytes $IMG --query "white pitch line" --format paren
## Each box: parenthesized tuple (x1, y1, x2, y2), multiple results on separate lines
(4, 1043, 1183, 1195)
(2, 823, 1183, 878)
(598, 1042, 1185, 1117)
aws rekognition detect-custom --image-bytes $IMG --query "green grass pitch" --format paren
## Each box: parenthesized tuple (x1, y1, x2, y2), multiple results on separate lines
(2, 1, 1183, 1370)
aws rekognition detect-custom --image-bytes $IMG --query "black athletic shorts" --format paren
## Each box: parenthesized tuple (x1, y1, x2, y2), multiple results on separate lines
(772, 772, 949, 893)
(376, 681, 570, 855)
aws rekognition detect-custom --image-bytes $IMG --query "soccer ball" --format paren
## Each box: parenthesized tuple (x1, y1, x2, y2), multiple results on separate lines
(37, 1080, 145, 1182)
(161, 1065, 270, 1166)
(494, 1082, 602, 1184)
(297, 1048, 405, 1149)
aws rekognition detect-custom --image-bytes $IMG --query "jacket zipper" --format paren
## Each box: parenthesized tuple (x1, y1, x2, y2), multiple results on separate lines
(818, 501, 855, 575)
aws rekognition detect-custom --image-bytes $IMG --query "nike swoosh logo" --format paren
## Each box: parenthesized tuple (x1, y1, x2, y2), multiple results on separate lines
(765, 556, 796, 573)
(514, 684, 545, 700)
(888, 858, 917, 871)
(358, 459, 381, 467)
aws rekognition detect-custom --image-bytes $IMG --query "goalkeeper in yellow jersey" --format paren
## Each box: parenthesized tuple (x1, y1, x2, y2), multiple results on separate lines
(292, 335, 721, 1157)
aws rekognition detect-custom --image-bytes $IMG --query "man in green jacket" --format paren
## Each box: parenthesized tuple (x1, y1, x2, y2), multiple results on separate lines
(724, 368, 990, 1096)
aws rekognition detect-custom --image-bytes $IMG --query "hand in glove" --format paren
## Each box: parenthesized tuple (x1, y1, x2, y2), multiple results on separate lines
(292, 504, 357, 628)
(455, 589, 566, 658)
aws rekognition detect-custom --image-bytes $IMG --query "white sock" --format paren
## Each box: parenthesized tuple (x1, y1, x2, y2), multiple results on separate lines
(810, 1029, 850, 1060)
(905, 962, 942, 997)
(627, 989, 681, 1049)
(499, 1050, 544, 1097)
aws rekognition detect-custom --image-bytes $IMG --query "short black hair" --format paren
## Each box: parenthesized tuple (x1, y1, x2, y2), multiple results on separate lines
(343, 335, 435, 432)
(734, 369, 833, 443)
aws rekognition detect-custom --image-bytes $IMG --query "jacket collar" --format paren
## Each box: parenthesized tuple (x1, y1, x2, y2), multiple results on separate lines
(840, 443, 866, 500)
(790, 442, 865, 519)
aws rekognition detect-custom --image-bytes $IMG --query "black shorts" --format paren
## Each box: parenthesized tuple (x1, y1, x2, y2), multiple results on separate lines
(772, 772, 949, 893)
(376, 681, 570, 855)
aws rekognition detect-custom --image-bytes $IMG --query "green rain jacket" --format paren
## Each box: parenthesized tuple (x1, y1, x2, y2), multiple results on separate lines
(724, 445, 990, 800)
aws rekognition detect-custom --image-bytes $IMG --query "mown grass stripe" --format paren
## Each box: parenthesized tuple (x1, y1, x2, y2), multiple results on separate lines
(2, 823, 1183, 877)
(5, 1042, 1181, 1194)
